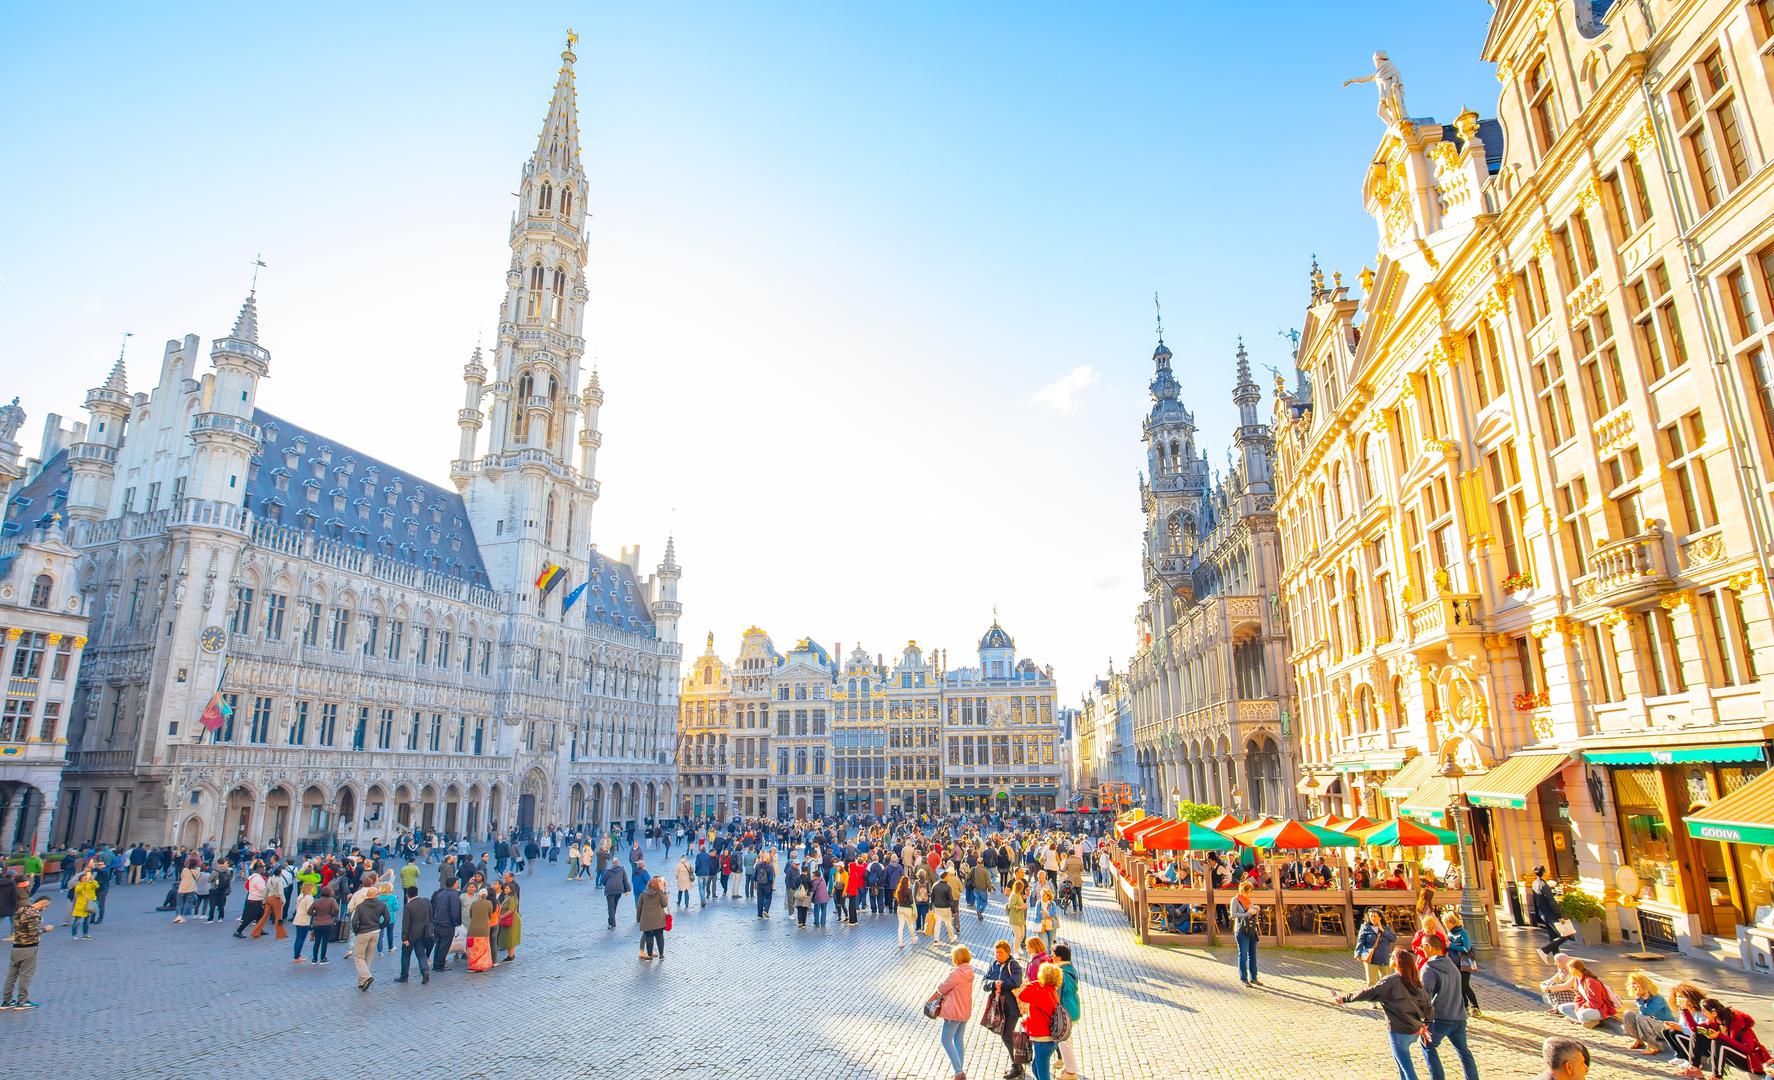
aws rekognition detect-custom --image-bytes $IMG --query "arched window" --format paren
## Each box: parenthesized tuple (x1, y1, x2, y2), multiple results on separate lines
(1346, 568, 1365, 652)
(544, 493, 556, 545)
(29, 574, 51, 609)
(1331, 464, 1346, 520)
(514, 371, 534, 441)
(549, 268, 566, 325)
(539, 181, 553, 211)
(560, 187, 573, 219)
(526, 264, 543, 320)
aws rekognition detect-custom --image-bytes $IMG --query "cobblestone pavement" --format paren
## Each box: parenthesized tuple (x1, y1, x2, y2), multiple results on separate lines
(2, 847, 1682, 1079)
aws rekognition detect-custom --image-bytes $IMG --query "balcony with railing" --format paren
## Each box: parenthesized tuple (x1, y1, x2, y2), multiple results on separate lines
(1406, 591, 1483, 645)
(1576, 527, 1673, 607)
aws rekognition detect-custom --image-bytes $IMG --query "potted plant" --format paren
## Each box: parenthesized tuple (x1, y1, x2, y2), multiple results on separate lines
(1501, 571, 1535, 594)
(1559, 886, 1608, 945)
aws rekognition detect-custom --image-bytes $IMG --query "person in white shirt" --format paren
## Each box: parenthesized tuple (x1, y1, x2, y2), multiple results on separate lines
(234, 863, 269, 938)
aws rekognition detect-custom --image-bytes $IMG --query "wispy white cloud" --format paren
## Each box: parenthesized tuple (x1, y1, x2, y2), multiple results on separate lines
(1032, 365, 1098, 413)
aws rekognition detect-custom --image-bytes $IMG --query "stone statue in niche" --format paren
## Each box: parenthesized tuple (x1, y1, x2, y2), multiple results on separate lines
(1344, 51, 1408, 126)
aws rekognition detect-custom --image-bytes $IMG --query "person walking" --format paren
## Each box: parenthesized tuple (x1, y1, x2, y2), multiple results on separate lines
(173, 859, 198, 923)
(1530, 866, 1570, 959)
(894, 872, 918, 948)
(68, 870, 97, 939)
(1230, 880, 1261, 987)
(395, 885, 432, 984)
(602, 860, 630, 930)
(1007, 879, 1029, 956)
(1332, 950, 1434, 1080)
(932, 944, 975, 1080)
(969, 859, 993, 923)
(1356, 907, 1398, 986)
(496, 879, 522, 962)
(638, 876, 669, 960)
(694, 844, 715, 905)
(983, 939, 1025, 1079)
(674, 854, 693, 910)
(428, 878, 462, 973)
(308, 886, 338, 964)
(1419, 935, 1478, 1080)
(1052, 943, 1083, 1080)
(1, 884, 49, 1010)
(258, 864, 288, 939)
(1016, 961, 1065, 1080)
(930, 872, 958, 946)
(465, 888, 495, 972)
(350, 873, 391, 992)
(289, 880, 315, 963)
(1444, 911, 1480, 1017)
(1032, 887, 1060, 953)
(754, 850, 775, 920)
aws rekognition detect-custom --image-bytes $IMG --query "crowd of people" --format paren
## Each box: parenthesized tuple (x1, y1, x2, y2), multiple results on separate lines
(9, 809, 1756, 1080)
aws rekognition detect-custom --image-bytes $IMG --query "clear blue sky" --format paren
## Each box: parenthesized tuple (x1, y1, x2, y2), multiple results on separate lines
(0, 2, 1499, 701)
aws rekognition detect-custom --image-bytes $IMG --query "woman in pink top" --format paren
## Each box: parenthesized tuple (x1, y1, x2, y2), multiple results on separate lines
(934, 944, 975, 1080)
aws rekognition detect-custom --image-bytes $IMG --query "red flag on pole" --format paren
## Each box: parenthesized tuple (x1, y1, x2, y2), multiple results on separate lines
(200, 692, 231, 731)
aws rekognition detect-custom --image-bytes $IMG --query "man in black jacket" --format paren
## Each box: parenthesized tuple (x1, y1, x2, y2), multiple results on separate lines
(396, 886, 432, 985)
(428, 881, 461, 972)
(1530, 865, 1571, 958)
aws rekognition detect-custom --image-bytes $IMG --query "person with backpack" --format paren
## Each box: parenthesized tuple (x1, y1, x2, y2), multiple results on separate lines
(1016, 961, 1068, 1080)
(1051, 943, 1083, 1080)
(754, 849, 775, 919)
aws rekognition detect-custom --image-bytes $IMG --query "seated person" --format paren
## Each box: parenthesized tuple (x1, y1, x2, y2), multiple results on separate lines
(1380, 864, 1408, 890)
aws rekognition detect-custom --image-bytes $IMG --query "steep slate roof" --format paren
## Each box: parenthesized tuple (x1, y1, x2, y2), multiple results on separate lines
(1, 449, 70, 541)
(583, 551, 655, 636)
(249, 409, 490, 589)
(0, 448, 70, 580)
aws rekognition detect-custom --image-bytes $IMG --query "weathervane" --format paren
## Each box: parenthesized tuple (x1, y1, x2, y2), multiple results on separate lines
(250, 253, 267, 295)
(1153, 291, 1165, 345)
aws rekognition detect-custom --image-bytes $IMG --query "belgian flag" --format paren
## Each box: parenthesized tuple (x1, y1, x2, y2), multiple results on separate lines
(535, 563, 566, 598)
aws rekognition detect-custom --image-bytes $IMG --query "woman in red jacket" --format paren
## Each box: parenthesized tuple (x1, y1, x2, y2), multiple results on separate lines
(1692, 997, 1770, 1080)
(1017, 962, 1065, 1080)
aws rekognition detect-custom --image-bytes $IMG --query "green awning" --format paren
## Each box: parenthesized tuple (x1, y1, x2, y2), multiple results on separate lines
(1584, 744, 1766, 766)
(947, 788, 990, 797)
(1330, 751, 1410, 773)
(1684, 769, 1774, 846)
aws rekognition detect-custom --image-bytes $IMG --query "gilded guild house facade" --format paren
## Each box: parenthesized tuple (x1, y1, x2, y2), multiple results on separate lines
(1278, 0, 1774, 967)
(676, 622, 1065, 820)
(37, 41, 683, 851)
(1127, 339, 1298, 820)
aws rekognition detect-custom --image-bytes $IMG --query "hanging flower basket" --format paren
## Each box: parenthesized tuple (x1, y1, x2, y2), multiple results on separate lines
(1501, 572, 1535, 594)
(1513, 691, 1551, 711)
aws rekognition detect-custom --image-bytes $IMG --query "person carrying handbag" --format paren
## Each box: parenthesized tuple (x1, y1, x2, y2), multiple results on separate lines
(983, 939, 1026, 1078)
(1355, 908, 1397, 986)
(930, 944, 974, 1080)
(1230, 880, 1261, 987)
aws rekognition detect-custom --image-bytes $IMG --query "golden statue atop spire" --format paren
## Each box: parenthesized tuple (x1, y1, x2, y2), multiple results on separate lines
(566, 28, 578, 48)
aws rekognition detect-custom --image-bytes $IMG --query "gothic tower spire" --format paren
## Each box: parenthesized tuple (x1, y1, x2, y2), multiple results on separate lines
(459, 36, 599, 615)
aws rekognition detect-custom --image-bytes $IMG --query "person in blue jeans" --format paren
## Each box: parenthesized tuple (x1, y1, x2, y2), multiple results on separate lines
(1418, 936, 1480, 1080)
(1332, 950, 1435, 1080)
(1229, 881, 1261, 986)
(933, 945, 975, 1079)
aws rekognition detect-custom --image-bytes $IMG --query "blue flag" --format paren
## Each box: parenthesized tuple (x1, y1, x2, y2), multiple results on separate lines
(561, 580, 589, 615)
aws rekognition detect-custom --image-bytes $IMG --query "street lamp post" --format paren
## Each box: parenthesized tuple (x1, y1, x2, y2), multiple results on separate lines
(1438, 760, 1493, 954)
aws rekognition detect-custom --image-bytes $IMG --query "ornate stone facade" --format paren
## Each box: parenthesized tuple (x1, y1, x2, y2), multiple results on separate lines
(1278, 0, 1774, 964)
(1127, 337, 1296, 819)
(0, 401, 91, 850)
(43, 40, 681, 851)
(677, 621, 1065, 820)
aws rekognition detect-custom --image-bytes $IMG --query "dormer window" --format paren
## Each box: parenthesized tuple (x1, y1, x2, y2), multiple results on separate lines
(29, 574, 51, 609)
